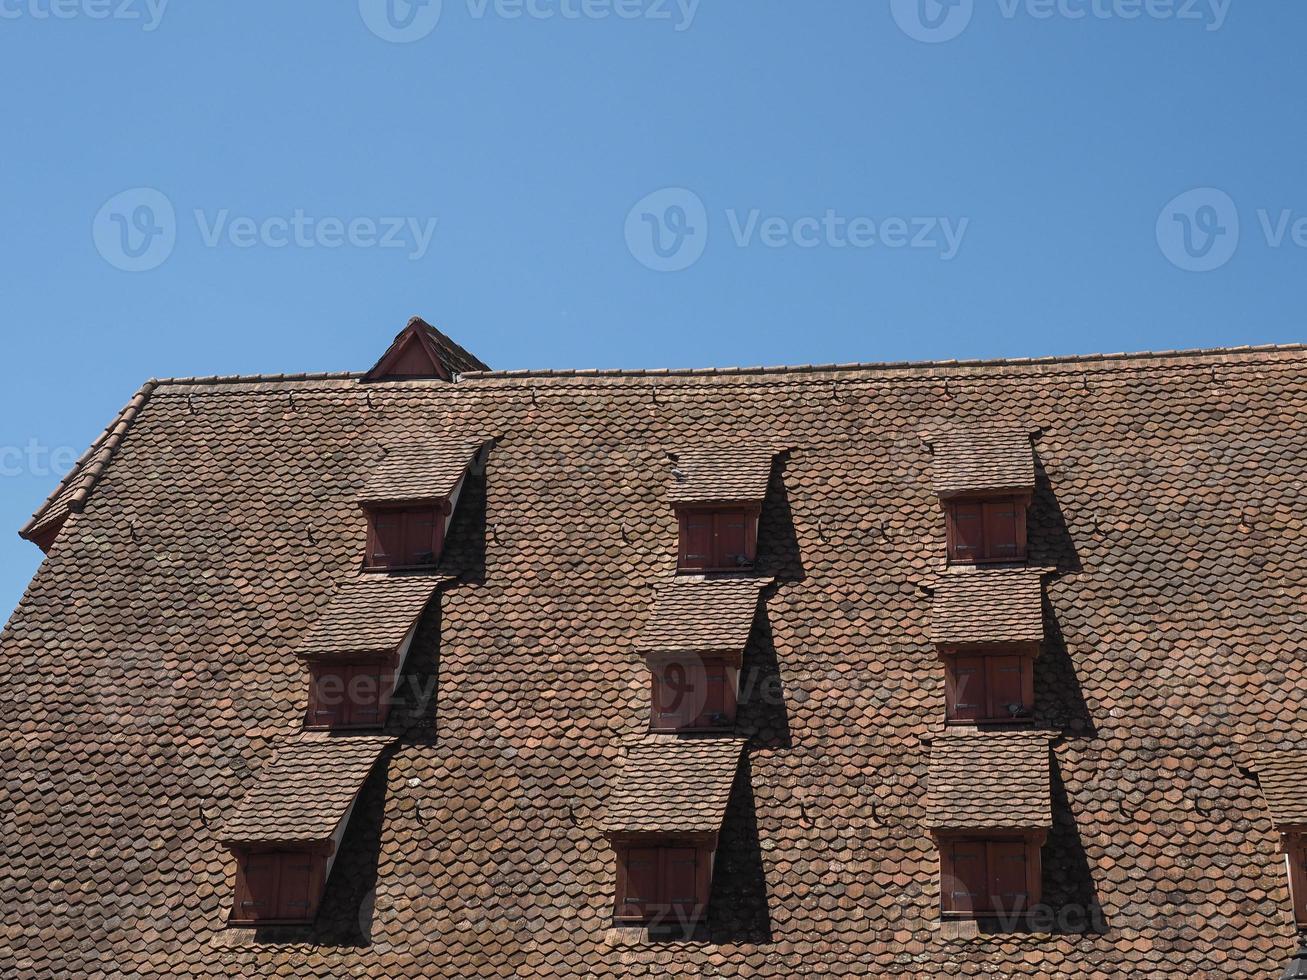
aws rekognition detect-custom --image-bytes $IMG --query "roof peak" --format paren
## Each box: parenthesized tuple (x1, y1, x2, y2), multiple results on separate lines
(362, 316, 489, 383)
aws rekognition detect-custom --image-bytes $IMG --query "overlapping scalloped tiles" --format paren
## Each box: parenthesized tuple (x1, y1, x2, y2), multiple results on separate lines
(295, 575, 445, 659)
(1, 349, 1305, 977)
(357, 437, 487, 505)
(930, 426, 1035, 496)
(601, 735, 746, 834)
(930, 569, 1046, 646)
(635, 578, 766, 655)
(925, 732, 1053, 830)
(667, 446, 776, 504)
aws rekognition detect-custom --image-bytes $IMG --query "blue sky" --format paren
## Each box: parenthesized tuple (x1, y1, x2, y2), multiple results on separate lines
(1, 0, 1303, 618)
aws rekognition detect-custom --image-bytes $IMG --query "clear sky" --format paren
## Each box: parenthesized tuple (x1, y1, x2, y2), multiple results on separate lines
(1, 0, 1303, 619)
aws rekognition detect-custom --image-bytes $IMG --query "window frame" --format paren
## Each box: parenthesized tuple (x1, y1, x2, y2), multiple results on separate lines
(363, 503, 446, 572)
(647, 655, 738, 733)
(1286, 831, 1307, 928)
(940, 646, 1036, 725)
(937, 831, 1044, 919)
(611, 836, 715, 926)
(228, 847, 328, 926)
(676, 505, 760, 573)
(944, 494, 1029, 565)
(305, 660, 393, 731)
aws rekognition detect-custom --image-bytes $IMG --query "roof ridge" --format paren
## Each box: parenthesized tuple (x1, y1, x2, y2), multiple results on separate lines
(458, 342, 1307, 380)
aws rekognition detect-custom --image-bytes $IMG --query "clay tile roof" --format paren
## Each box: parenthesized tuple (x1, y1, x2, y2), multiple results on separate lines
(295, 575, 446, 660)
(1248, 750, 1307, 828)
(218, 734, 395, 846)
(636, 578, 767, 655)
(601, 736, 746, 835)
(931, 570, 1045, 646)
(668, 446, 777, 504)
(925, 733, 1053, 830)
(357, 437, 487, 505)
(929, 425, 1035, 497)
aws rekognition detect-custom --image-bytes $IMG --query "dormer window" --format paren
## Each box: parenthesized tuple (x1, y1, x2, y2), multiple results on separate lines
(636, 579, 764, 734)
(945, 496, 1027, 564)
(649, 655, 737, 732)
(931, 572, 1045, 726)
(364, 505, 443, 571)
(928, 426, 1037, 565)
(219, 735, 394, 928)
(666, 446, 776, 575)
(296, 576, 442, 732)
(677, 507, 757, 572)
(1244, 750, 1307, 927)
(1287, 832, 1307, 927)
(356, 437, 489, 573)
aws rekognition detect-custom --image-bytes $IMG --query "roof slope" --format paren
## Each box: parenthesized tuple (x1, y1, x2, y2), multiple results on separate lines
(601, 736, 746, 834)
(3, 344, 1307, 977)
(667, 446, 777, 504)
(218, 734, 395, 845)
(925, 733, 1053, 830)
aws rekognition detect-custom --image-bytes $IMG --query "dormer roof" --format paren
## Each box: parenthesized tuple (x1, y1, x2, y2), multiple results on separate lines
(357, 437, 489, 506)
(667, 446, 777, 505)
(362, 317, 488, 383)
(927, 425, 1036, 497)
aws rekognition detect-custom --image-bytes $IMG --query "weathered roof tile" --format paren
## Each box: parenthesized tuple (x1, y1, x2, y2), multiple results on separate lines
(601, 736, 746, 835)
(925, 733, 1053, 830)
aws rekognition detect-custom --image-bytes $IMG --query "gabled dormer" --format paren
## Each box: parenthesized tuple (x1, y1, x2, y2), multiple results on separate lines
(362, 317, 489, 382)
(357, 437, 489, 571)
(925, 426, 1037, 565)
(667, 446, 778, 573)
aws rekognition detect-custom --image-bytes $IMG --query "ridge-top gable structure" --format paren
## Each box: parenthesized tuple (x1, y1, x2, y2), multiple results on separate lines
(3, 320, 1307, 977)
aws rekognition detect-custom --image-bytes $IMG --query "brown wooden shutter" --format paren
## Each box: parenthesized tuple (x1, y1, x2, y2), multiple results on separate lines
(681, 513, 712, 570)
(370, 511, 404, 568)
(949, 502, 984, 562)
(662, 847, 699, 922)
(620, 847, 660, 919)
(715, 510, 749, 568)
(983, 499, 1020, 560)
(989, 841, 1030, 915)
(276, 853, 316, 921)
(1291, 835, 1307, 927)
(698, 660, 729, 729)
(237, 852, 280, 922)
(309, 665, 347, 729)
(653, 663, 690, 731)
(348, 664, 385, 728)
(405, 509, 438, 567)
(949, 657, 986, 722)
(946, 841, 985, 914)
(986, 655, 1025, 720)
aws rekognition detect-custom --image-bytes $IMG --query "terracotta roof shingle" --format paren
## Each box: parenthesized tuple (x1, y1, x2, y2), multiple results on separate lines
(601, 736, 746, 835)
(635, 578, 766, 655)
(218, 734, 395, 845)
(929, 426, 1036, 497)
(357, 438, 487, 505)
(295, 575, 446, 660)
(931, 570, 1045, 646)
(925, 733, 1053, 830)
(668, 446, 777, 504)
